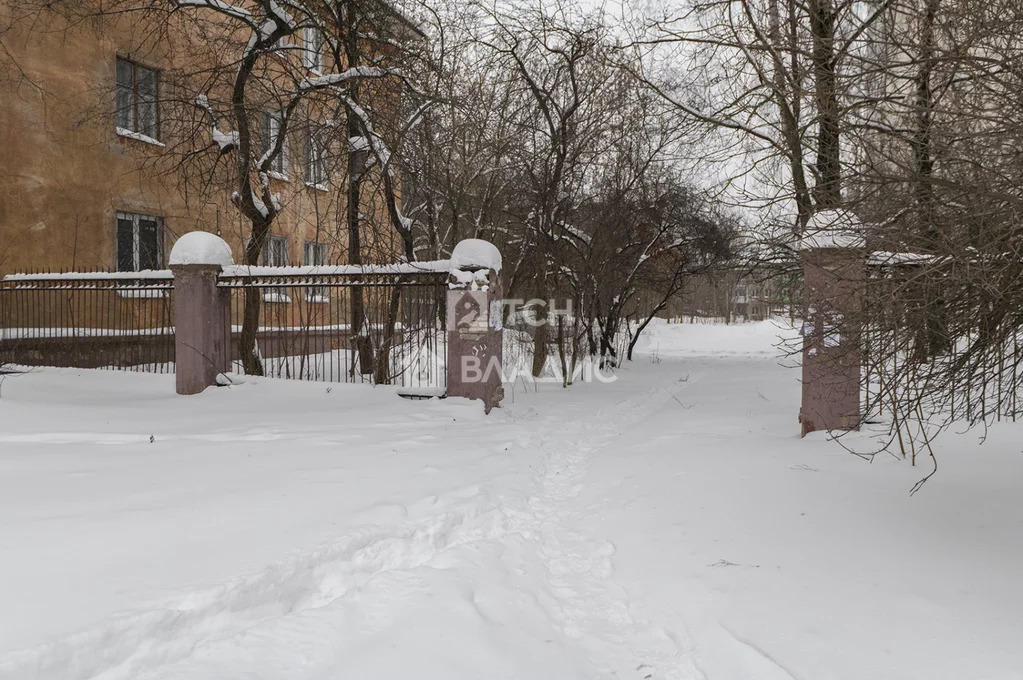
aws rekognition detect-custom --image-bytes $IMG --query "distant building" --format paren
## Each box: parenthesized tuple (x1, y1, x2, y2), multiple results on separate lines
(732, 273, 785, 321)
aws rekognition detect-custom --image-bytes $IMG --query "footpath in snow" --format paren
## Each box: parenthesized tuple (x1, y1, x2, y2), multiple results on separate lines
(0, 319, 1020, 680)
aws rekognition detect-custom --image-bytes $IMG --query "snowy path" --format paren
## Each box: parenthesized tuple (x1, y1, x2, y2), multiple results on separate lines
(1, 320, 1021, 679)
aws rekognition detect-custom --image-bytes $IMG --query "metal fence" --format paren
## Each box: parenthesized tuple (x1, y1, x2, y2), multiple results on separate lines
(861, 257, 1023, 429)
(0, 271, 175, 373)
(218, 268, 447, 391)
(0, 267, 448, 391)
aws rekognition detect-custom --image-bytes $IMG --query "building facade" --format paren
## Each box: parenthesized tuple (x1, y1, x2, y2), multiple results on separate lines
(0, 1, 409, 276)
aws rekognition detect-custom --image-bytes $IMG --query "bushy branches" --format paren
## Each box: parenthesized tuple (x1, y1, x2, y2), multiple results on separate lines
(629, 0, 1023, 441)
(404, 0, 741, 378)
(7, 0, 741, 382)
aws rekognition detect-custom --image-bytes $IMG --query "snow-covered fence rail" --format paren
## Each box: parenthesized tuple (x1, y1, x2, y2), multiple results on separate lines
(0, 270, 176, 373)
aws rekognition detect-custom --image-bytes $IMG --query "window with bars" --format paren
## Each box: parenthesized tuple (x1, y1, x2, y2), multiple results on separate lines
(302, 28, 323, 72)
(261, 111, 289, 178)
(305, 240, 329, 301)
(263, 235, 290, 267)
(116, 58, 159, 140)
(306, 129, 327, 187)
(116, 212, 163, 272)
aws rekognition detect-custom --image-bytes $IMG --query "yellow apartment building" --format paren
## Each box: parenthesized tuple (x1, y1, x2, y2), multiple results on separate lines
(0, 0, 413, 275)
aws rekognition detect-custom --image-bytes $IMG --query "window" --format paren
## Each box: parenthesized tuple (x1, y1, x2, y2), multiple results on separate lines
(116, 212, 163, 271)
(116, 58, 159, 140)
(302, 28, 323, 72)
(261, 110, 289, 178)
(305, 241, 329, 301)
(261, 236, 291, 302)
(306, 129, 326, 187)
(304, 240, 327, 266)
(263, 235, 289, 267)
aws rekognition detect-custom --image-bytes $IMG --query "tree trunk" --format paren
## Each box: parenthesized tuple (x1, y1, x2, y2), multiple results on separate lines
(238, 217, 270, 376)
(810, 0, 842, 209)
(531, 246, 550, 377)
(348, 189, 375, 375)
(772, 0, 814, 233)
(531, 311, 549, 378)
(373, 286, 402, 384)
(343, 15, 375, 377)
(557, 314, 568, 388)
(914, 0, 948, 358)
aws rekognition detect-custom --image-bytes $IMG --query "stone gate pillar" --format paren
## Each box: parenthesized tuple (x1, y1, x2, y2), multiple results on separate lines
(169, 232, 234, 395)
(799, 212, 867, 437)
(446, 239, 504, 413)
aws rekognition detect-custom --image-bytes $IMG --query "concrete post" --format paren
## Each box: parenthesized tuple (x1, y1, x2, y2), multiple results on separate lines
(168, 232, 234, 395)
(446, 239, 504, 413)
(799, 213, 866, 436)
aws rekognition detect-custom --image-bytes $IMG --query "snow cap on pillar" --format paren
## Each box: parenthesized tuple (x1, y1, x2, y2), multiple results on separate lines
(450, 239, 502, 272)
(798, 209, 867, 251)
(169, 231, 234, 267)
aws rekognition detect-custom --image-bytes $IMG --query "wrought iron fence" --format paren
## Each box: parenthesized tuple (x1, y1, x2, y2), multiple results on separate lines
(0, 270, 176, 373)
(217, 268, 448, 390)
(0, 266, 448, 391)
(862, 256, 1023, 429)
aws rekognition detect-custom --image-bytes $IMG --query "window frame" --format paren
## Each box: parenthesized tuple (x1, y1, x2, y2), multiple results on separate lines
(116, 211, 164, 272)
(115, 57, 161, 143)
(302, 28, 324, 73)
(263, 235, 290, 267)
(304, 240, 329, 301)
(261, 110, 290, 180)
(305, 127, 328, 188)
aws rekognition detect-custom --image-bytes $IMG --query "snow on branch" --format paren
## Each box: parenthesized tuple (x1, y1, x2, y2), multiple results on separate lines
(338, 94, 393, 171)
(266, 0, 297, 34)
(177, 0, 253, 22)
(298, 66, 402, 91)
(177, 0, 248, 14)
(195, 94, 238, 153)
(637, 236, 688, 266)
(552, 223, 591, 245)
(231, 188, 280, 219)
(356, 32, 407, 51)
(348, 135, 370, 153)
(213, 129, 240, 151)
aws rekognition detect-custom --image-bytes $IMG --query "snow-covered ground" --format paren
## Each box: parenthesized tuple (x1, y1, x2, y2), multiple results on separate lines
(1, 319, 1021, 680)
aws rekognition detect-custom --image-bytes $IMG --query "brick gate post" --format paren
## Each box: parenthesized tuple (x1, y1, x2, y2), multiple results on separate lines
(799, 211, 867, 437)
(446, 239, 504, 413)
(169, 232, 234, 395)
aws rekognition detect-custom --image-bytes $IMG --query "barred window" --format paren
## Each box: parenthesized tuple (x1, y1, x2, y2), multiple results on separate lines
(116, 212, 163, 272)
